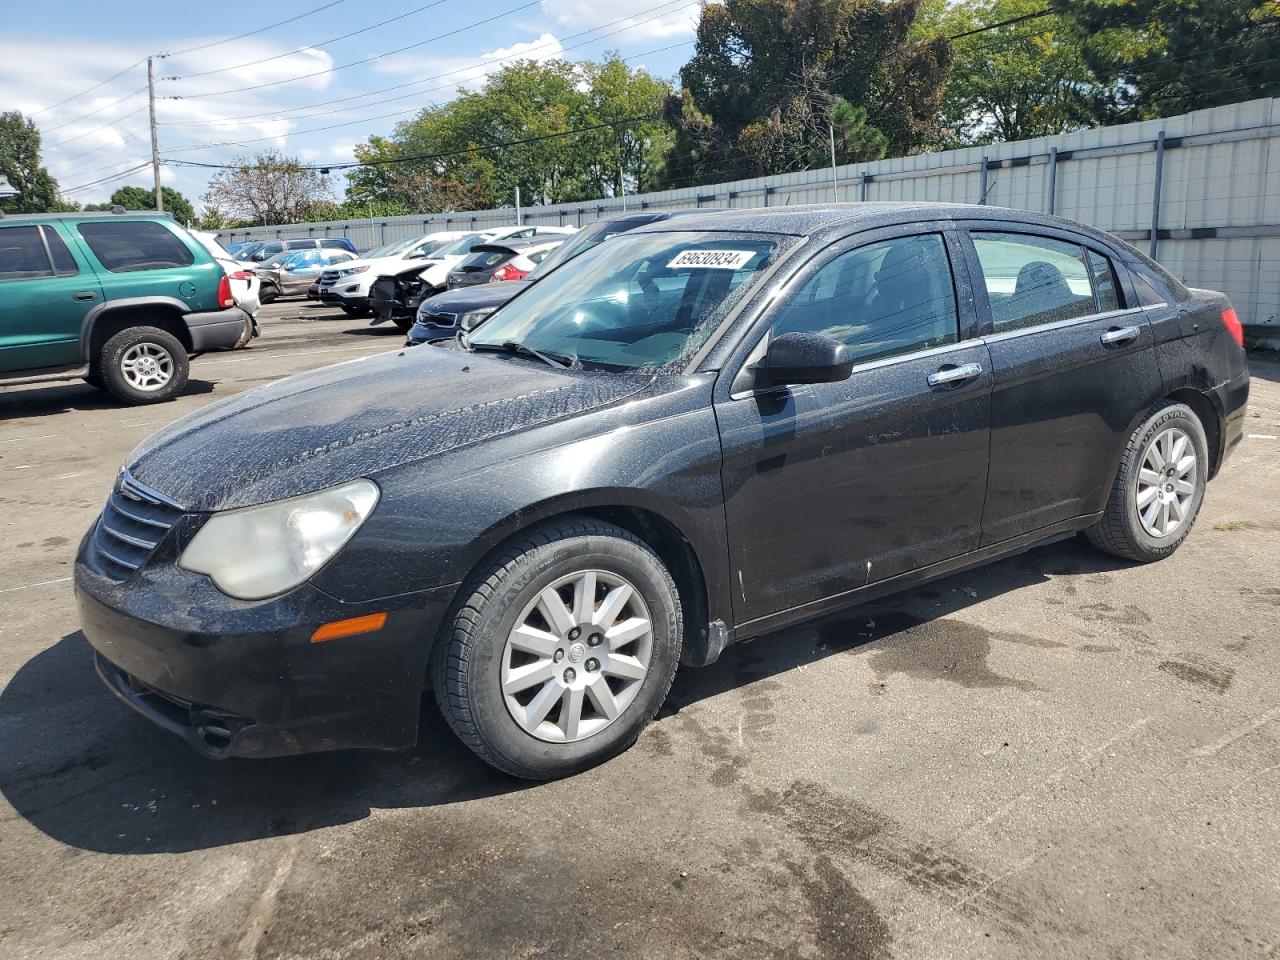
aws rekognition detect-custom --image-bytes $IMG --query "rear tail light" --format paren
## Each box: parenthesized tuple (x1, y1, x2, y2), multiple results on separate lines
(492, 263, 528, 282)
(217, 275, 234, 309)
(1221, 306, 1244, 348)
(230, 270, 254, 281)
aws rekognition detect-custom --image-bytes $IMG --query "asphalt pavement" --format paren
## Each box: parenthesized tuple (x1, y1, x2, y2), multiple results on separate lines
(1, 301, 1278, 960)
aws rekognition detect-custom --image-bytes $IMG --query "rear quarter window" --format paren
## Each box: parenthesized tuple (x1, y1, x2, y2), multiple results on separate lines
(77, 220, 195, 273)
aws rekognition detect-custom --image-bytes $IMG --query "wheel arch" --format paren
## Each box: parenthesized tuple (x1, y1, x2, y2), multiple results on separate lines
(1164, 387, 1224, 478)
(444, 490, 725, 670)
(82, 297, 193, 362)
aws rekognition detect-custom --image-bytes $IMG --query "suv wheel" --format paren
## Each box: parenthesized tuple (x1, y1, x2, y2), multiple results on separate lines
(433, 517, 682, 780)
(1086, 401, 1208, 562)
(97, 326, 190, 405)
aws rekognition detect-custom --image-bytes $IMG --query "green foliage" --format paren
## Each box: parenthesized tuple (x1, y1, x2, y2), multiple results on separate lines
(0, 111, 61, 213)
(105, 185, 197, 224)
(662, 0, 952, 186)
(346, 55, 673, 212)
(931, 0, 1105, 146)
(1053, 0, 1280, 118)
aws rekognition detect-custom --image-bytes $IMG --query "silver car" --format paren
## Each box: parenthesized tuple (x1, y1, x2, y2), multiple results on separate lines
(256, 249, 357, 302)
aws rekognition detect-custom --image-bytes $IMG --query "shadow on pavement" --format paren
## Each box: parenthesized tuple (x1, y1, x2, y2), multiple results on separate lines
(0, 536, 1125, 856)
(0, 380, 217, 420)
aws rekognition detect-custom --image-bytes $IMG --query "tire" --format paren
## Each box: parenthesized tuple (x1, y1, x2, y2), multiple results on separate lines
(232, 314, 257, 349)
(391, 314, 413, 333)
(260, 285, 278, 304)
(433, 517, 683, 780)
(340, 304, 372, 318)
(98, 326, 190, 405)
(1086, 401, 1209, 562)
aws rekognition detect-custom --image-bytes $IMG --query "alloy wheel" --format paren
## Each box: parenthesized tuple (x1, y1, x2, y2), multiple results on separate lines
(1135, 426, 1197, 538)
(501, 569, 653, 743)
(119, 343, 174, 392)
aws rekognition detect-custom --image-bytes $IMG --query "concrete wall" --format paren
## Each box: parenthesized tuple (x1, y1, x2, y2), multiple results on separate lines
(220, 98, 1280, 328)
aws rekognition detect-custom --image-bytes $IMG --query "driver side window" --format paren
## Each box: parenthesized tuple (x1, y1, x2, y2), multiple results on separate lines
(769, 234, 959, 366)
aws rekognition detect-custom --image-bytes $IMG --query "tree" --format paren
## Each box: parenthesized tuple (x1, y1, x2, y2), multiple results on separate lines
(928, 0, 1104, 145)
(662, 0, 952, 187)
(1053, 0, 1280, 119)
(0, 111, 61, 213)
(107, 185, 197, 224)
(200, 152, 332, 226)
(346, 56, 674, 213)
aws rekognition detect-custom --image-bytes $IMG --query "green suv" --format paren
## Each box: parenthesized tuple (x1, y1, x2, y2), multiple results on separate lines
(0, 212, 247, 404)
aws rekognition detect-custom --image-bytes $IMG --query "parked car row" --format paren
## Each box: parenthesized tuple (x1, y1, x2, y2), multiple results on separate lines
(72, 202, 1249, 783)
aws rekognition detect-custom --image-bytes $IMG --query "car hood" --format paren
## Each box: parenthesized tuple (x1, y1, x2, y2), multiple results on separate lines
(125, 345, 652, 512)
(419, 280, 531, 316)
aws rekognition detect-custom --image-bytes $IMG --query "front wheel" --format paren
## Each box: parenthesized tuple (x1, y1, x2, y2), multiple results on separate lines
(1086, 402, 1208, 562)
(391, 314, 413, 333)
(97, 326, 190, 405)
(433, 517, 682, 780)
(340, 304, 372, 318)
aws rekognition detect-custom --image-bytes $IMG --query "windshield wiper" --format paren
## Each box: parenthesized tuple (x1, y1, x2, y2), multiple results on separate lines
(469, 340, 573, 369)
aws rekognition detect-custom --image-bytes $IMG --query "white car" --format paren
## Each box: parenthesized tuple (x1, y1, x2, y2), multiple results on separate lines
(412, 225, 576, 295)
(313, 231, 471, 317)
(192, 230, 260, 348)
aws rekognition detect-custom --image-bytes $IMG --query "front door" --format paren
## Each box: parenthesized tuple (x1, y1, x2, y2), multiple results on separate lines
(715, 226, 992, 626)
(0, 223, 101, 374)
(958, 225, 1163, 545)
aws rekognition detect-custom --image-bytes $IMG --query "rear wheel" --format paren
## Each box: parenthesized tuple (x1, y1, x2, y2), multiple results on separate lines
(1086, 402, 1208, 562)
(433, 517, 682, 780)
(97, 326, 189, 405)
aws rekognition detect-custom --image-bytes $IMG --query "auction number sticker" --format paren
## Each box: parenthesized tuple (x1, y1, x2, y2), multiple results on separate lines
(667, 249, 756, 270)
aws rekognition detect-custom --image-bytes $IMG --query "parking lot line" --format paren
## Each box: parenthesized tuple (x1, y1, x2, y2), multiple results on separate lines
(0, 576, 73, 594)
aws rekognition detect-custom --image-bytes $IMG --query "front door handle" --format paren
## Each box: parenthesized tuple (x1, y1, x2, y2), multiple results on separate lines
(1100, 325, 1140, 346)
(927, 362, 983, 387)
(73, 291, 97, 302)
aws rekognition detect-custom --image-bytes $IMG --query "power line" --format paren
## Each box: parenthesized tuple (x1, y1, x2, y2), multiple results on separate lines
(157, 1, 350, 58)
(948, 8, 1054, 40)
(170, 0, 543, 101)
(167, 0, 456, 81)
(60, 162, 154, 195)
(159, 0, 695, 127)
(28, 58, 147, 117)
(41, 85, 148, 136)
(46, 103, 150, 149)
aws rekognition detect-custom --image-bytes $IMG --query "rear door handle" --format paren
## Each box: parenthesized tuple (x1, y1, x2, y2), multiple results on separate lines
(1100, 325, 1140, 346)
(73, 291, 97, 302)
(927, 362, 983, 387)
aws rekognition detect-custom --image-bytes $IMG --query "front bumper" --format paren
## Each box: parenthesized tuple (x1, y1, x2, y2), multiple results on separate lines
(76, 553, 458, 759)
(405, 320, 456, 346)
(318, 285, 371, 309)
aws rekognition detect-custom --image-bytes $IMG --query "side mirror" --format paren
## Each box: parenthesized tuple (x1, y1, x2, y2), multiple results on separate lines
(756, 332, 853, 385)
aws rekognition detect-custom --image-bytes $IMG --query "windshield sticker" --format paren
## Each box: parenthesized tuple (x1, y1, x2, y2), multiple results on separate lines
(666, 249, 756, 270)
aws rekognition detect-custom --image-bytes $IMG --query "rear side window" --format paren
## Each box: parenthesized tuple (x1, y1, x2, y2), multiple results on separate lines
(1130, 270, 1168, 306)
(286, 239, 316, 250)
(0, 226, 53, 281)
(972, 232, 1115, 332)
(77, 221, 195, 273)
(770, 233, 958, 366)
(42, 226, 79, 276)
(320, 238, 350, 249)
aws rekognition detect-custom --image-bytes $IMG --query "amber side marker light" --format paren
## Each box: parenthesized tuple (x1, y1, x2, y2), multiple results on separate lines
(311, 612, 388, 643)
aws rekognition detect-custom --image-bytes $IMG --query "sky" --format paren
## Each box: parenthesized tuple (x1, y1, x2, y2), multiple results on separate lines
(0, 0, 703, 213)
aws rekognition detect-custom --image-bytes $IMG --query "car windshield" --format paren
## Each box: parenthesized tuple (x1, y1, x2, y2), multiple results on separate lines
(434, 233, 492, 258)
(364, 236, 425, 259)
(526, 218, 651, 280)
(467, 231, 782, 371)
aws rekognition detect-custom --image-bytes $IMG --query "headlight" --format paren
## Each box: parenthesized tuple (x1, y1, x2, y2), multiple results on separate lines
(459, 308, 496, 331)
(179, 479, 379, 600)
(338, 265, 370, 278)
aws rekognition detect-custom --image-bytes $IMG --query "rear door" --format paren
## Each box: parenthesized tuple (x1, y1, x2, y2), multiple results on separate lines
(958, 223, 1161, 544)
(0, 223, 101, 373)
(74, 218, 220, 313)
(716, 224, 992, 625)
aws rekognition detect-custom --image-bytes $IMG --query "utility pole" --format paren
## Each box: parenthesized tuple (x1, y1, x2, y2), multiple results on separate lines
(147, 57, 163, 213)
(829, 123, 839, 204)
(515, 184, 522, 226)
(619, 168, 626, 211)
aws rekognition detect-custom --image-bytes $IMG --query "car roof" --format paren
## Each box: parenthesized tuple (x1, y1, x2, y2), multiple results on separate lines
(0, 211, 176, 224)
(625, 202, 1116, 245)
(468, 237, 559, 254)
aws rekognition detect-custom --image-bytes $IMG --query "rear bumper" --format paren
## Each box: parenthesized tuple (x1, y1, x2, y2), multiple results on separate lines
(1211, 369, 1250, 471)
(185, 307, 247, 352)
(76, 555, 458, 759)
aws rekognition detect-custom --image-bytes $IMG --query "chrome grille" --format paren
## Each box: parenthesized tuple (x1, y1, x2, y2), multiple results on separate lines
(318, 269, 340, 284)
(91, 470, 184, 578)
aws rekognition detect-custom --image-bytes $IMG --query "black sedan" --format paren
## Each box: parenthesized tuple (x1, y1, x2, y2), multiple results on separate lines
(75, 203, 1249, 780)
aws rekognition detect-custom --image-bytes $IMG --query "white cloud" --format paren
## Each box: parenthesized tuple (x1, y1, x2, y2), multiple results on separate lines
(374, 33, 567, 89)
(538, 0, 700, 41)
